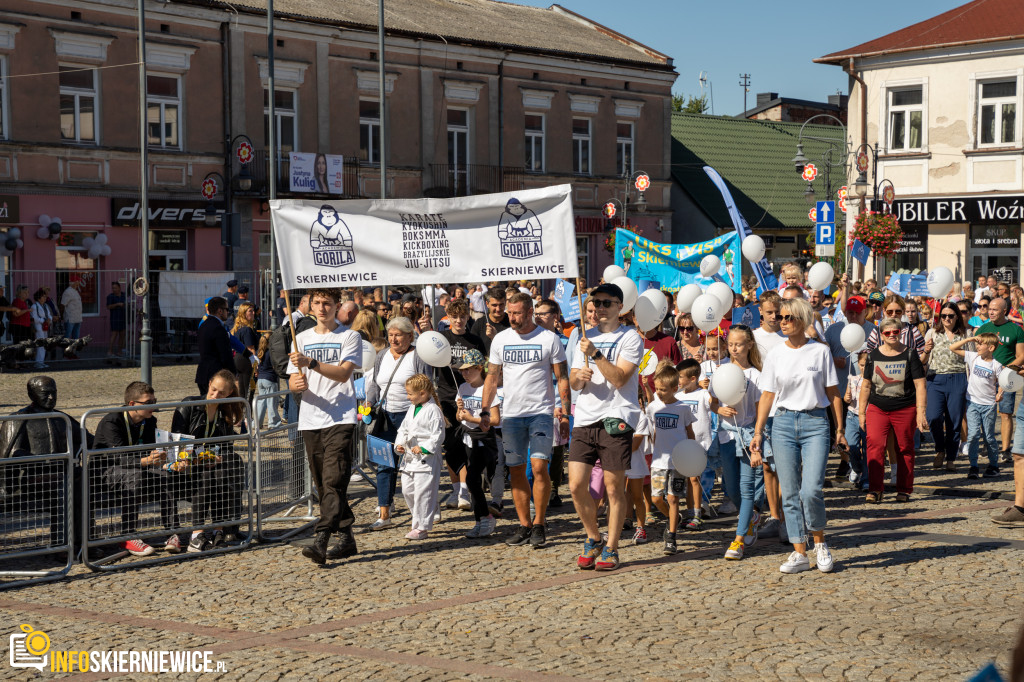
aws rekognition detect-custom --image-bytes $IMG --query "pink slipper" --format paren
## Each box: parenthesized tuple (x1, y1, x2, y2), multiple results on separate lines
(405, 529, 428, 540)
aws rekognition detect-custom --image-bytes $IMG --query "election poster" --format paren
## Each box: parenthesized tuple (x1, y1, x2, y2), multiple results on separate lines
(613, 229, 741, 293)
(289, 153, 345, 194)
(270, 184, 578, 288)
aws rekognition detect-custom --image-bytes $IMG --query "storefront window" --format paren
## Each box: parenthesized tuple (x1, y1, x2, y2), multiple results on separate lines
(878, 225, 927, 274)
(55, 231, 99, 315)
(970, 224, 1021, 284)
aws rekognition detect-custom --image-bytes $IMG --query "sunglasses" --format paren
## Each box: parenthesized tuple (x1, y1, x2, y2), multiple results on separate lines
(591, 299, 617, 308)
(779, 315, 796, 322)
(940, 313, 957, 319)
(881, 330, 900, 338)
(884, 309, 903, 315)
(133, 399, 158, 406)
(679, 325, 695, 332)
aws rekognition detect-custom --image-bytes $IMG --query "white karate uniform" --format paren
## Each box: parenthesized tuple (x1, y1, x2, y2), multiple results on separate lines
(396, 401, 445, 532)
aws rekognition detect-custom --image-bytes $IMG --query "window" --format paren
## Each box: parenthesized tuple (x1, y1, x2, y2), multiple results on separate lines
(524, 113, 544, 173)
(616, 121, 634, 176)
(887, 88, 922, 151)
(447, 108, 470, 194)
(55, 232, 99, 315)
(572, 118, 591, 175)
(359, 99, 381, 165)
(59, 66, 97, 144)
(978, 80, 1017, 146)
(147, 74, 180, 148)
(0, 56, 7, 140)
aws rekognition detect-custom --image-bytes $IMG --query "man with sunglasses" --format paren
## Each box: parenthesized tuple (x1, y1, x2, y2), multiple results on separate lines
(975, 297, 1024, 462)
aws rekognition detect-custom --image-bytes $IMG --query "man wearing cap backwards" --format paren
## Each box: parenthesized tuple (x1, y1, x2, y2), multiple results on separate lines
(480, 292, 569, 550)
(567, 282, 644, 571)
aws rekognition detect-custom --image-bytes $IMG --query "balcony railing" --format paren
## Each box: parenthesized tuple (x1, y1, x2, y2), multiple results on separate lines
(233, 150, 362, 198)
(427, 164, 525, 197)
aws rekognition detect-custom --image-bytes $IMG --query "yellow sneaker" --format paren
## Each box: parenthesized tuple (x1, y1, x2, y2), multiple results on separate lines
(724, 539, 744, 560)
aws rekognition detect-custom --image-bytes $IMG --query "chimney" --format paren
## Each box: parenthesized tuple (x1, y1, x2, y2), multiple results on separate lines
(756, 92, 778, 107)
(828, 94, 849, 108)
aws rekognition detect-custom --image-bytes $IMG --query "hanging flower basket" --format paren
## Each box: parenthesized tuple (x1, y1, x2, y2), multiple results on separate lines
(604, 222, 643, 254)
(854, 211, 903, 257)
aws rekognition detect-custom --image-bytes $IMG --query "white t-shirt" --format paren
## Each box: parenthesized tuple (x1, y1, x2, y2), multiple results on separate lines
(754, 326, 786, 358)
(709, 365, 762, 442)
(626, 410, 653, 479)
(571, 325, 645, 428)
(457, 382, 503, 430)
(373, 349, 420, 414)
(286, 325, 361, 430)
(60, 287, 83, 323)
(489, 325, 566, 419)
(646, 397, 697, 471)
(675, 388, 713, 450)
(700, 358, 728, 381)
(759, 342, 838, 416)
(964, 350, 1002, 406)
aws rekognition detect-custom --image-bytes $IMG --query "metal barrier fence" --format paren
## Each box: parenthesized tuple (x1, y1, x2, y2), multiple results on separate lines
(79, 398, 254, 572)
(0, 413, 75, 589)
(252, 390, 317, 541)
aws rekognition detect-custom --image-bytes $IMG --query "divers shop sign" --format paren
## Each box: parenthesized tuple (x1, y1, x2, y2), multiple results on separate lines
(270, 184, 579, 288)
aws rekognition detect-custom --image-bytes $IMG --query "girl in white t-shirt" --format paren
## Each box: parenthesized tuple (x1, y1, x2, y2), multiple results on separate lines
(395, 374, 446, 540)
(709, 325, 763, 561)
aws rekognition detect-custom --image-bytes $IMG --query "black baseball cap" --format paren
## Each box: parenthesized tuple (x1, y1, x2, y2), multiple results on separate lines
(590, 282, 623, 302)
(226, 279, 239, 287)
(238, 285, 250, 294)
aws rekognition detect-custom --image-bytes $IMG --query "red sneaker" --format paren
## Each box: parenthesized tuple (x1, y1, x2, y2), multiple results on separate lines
(577, 537, 603, 570)
(122, 539, 155, 557)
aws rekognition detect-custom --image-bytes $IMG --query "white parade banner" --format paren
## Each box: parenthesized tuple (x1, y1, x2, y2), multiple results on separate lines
(270, 184, 579, 288)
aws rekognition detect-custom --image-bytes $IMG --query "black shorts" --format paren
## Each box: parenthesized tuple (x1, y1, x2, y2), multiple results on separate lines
(568, 423, 632, 471)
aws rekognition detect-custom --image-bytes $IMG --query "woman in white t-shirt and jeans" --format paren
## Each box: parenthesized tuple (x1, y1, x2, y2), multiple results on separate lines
(751, 297, 846, 575)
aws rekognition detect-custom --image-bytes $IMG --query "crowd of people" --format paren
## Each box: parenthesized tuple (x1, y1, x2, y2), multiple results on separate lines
(7, 266, 1024, 574)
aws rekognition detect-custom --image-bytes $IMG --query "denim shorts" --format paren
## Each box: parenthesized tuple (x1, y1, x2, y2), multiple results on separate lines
(500, 414, 553, 467)
(999, 388, 1018, 415)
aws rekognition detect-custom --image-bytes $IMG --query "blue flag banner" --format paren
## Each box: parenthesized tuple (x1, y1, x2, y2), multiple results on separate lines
(354, 376, 365, 401)
(886, 272, 903, 295)
(907, 274, 929, 297)
(732, 304, 760, 328)
(851, 239, 871, 266)
(553, 278, 581, 322)
(703, 166, 779, 295)
(613, 229, 741, 293)
(367, 434, 395, 468)
(885, 271, 931, 297)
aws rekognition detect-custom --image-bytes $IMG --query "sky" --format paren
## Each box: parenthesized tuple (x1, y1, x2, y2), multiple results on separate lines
(512, 0, 967, 115)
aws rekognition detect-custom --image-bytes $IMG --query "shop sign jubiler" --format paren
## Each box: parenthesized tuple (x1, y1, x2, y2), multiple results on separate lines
(269, 185, 579, 288)
(893, 194, 1024, 224)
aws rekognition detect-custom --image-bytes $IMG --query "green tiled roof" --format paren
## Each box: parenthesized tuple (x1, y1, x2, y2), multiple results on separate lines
(671, 112, 849, 230)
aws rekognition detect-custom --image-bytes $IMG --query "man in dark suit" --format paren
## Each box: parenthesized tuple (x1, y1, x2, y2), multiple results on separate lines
(195, 297, 234, 394)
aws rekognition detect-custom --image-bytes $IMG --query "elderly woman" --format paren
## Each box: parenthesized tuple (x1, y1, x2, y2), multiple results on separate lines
(925, 302, 968, 471)
(860, 318, 928, 503)
(363, 316, 430, 529)
(30, 288, 53, 369)
(751, 297, 845, 575)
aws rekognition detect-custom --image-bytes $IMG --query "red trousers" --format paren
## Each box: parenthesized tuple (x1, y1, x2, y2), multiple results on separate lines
(865, 404, 916, 494)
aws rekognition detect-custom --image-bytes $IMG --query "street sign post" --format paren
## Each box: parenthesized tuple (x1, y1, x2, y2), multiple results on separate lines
(815, 200, 835, 257)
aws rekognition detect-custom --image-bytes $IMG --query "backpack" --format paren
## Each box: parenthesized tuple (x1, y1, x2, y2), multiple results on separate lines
(268, 315, 316, 380)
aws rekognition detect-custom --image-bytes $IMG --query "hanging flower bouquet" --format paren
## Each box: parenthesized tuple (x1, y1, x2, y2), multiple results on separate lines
(853, 211, 903, 257)
(604, 222, 643, 254)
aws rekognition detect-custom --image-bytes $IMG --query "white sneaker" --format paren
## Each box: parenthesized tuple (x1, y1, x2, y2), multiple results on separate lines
(368, 517, 392, 531)
(718, 499, 738, 515)
(444, 492, 459, 509)
(478, 516, 496, 537)
(465, 521, 482, 538)
(743, 511, 760, 546)
(779, 551, 811, 574)
(815, 542, 834, 573)
(457, 495, 472, 511)
(433, 509, 442, 524)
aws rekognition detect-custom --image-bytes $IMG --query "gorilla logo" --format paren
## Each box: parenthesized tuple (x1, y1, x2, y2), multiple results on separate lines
(497, 198, 543, 260)
(309, 205, 355, 267)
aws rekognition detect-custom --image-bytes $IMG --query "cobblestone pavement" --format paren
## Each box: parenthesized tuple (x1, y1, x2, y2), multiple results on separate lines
(1, 364, 1022, 680)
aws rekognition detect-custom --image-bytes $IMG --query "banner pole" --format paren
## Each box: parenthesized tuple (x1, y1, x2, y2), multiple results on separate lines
(576, 278, 588, 368)
(281, 289, 300, 354)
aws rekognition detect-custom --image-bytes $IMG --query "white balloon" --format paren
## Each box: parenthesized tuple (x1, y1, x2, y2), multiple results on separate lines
(807, 261, 835, 292)
(95, 233, 108, 245)
(37, 214, 51, 228)
(14, 239, 22, 249)
(676, 283, 703, 314)
(52, 217, 62, 225)
(639, 348, 657, 377)
(36, 226, 50, 239)
(360, 341, 378, 373)
(840, 324, 866, 353)
(611, 276, 639, 314)
(88, 245, 101, 259)
(926, 267, 954, 299)
(691, 293, 722, 333)
(707, 281, 734, 316)
(999, 367, 1023, 393)
(711, 363, 747, 407)
(699, 254, 721, 278)
(603, 265, 626, 282)
(82, 237, 95, 249)
(671, 439, 708, 477)
(100, 244, 111, 256)
(634, 289, 668, 332)
(741, 234, 766, 262)
(8, 228, 20, 239)
(416, 331, 452, 368)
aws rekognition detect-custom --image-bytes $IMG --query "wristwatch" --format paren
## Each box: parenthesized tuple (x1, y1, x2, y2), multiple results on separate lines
(308, 359, 320, 371)
(591, 349, 604, 361)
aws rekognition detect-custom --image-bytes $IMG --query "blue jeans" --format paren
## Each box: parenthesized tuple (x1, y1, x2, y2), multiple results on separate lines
(500, 414, 552, 467)
(1013, 397, 1024, 455)
(966, 401, 998, 468)
(376, 409, 408, 507)
(254, 378, 282, 429)
(844, 409, 865, 486)
(718, 428, 765, 538)
(769, 408, 830, 544)
(926, 372, 967, 462)
(65, 322, 81, 340)
(700, 436, 722, 503)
